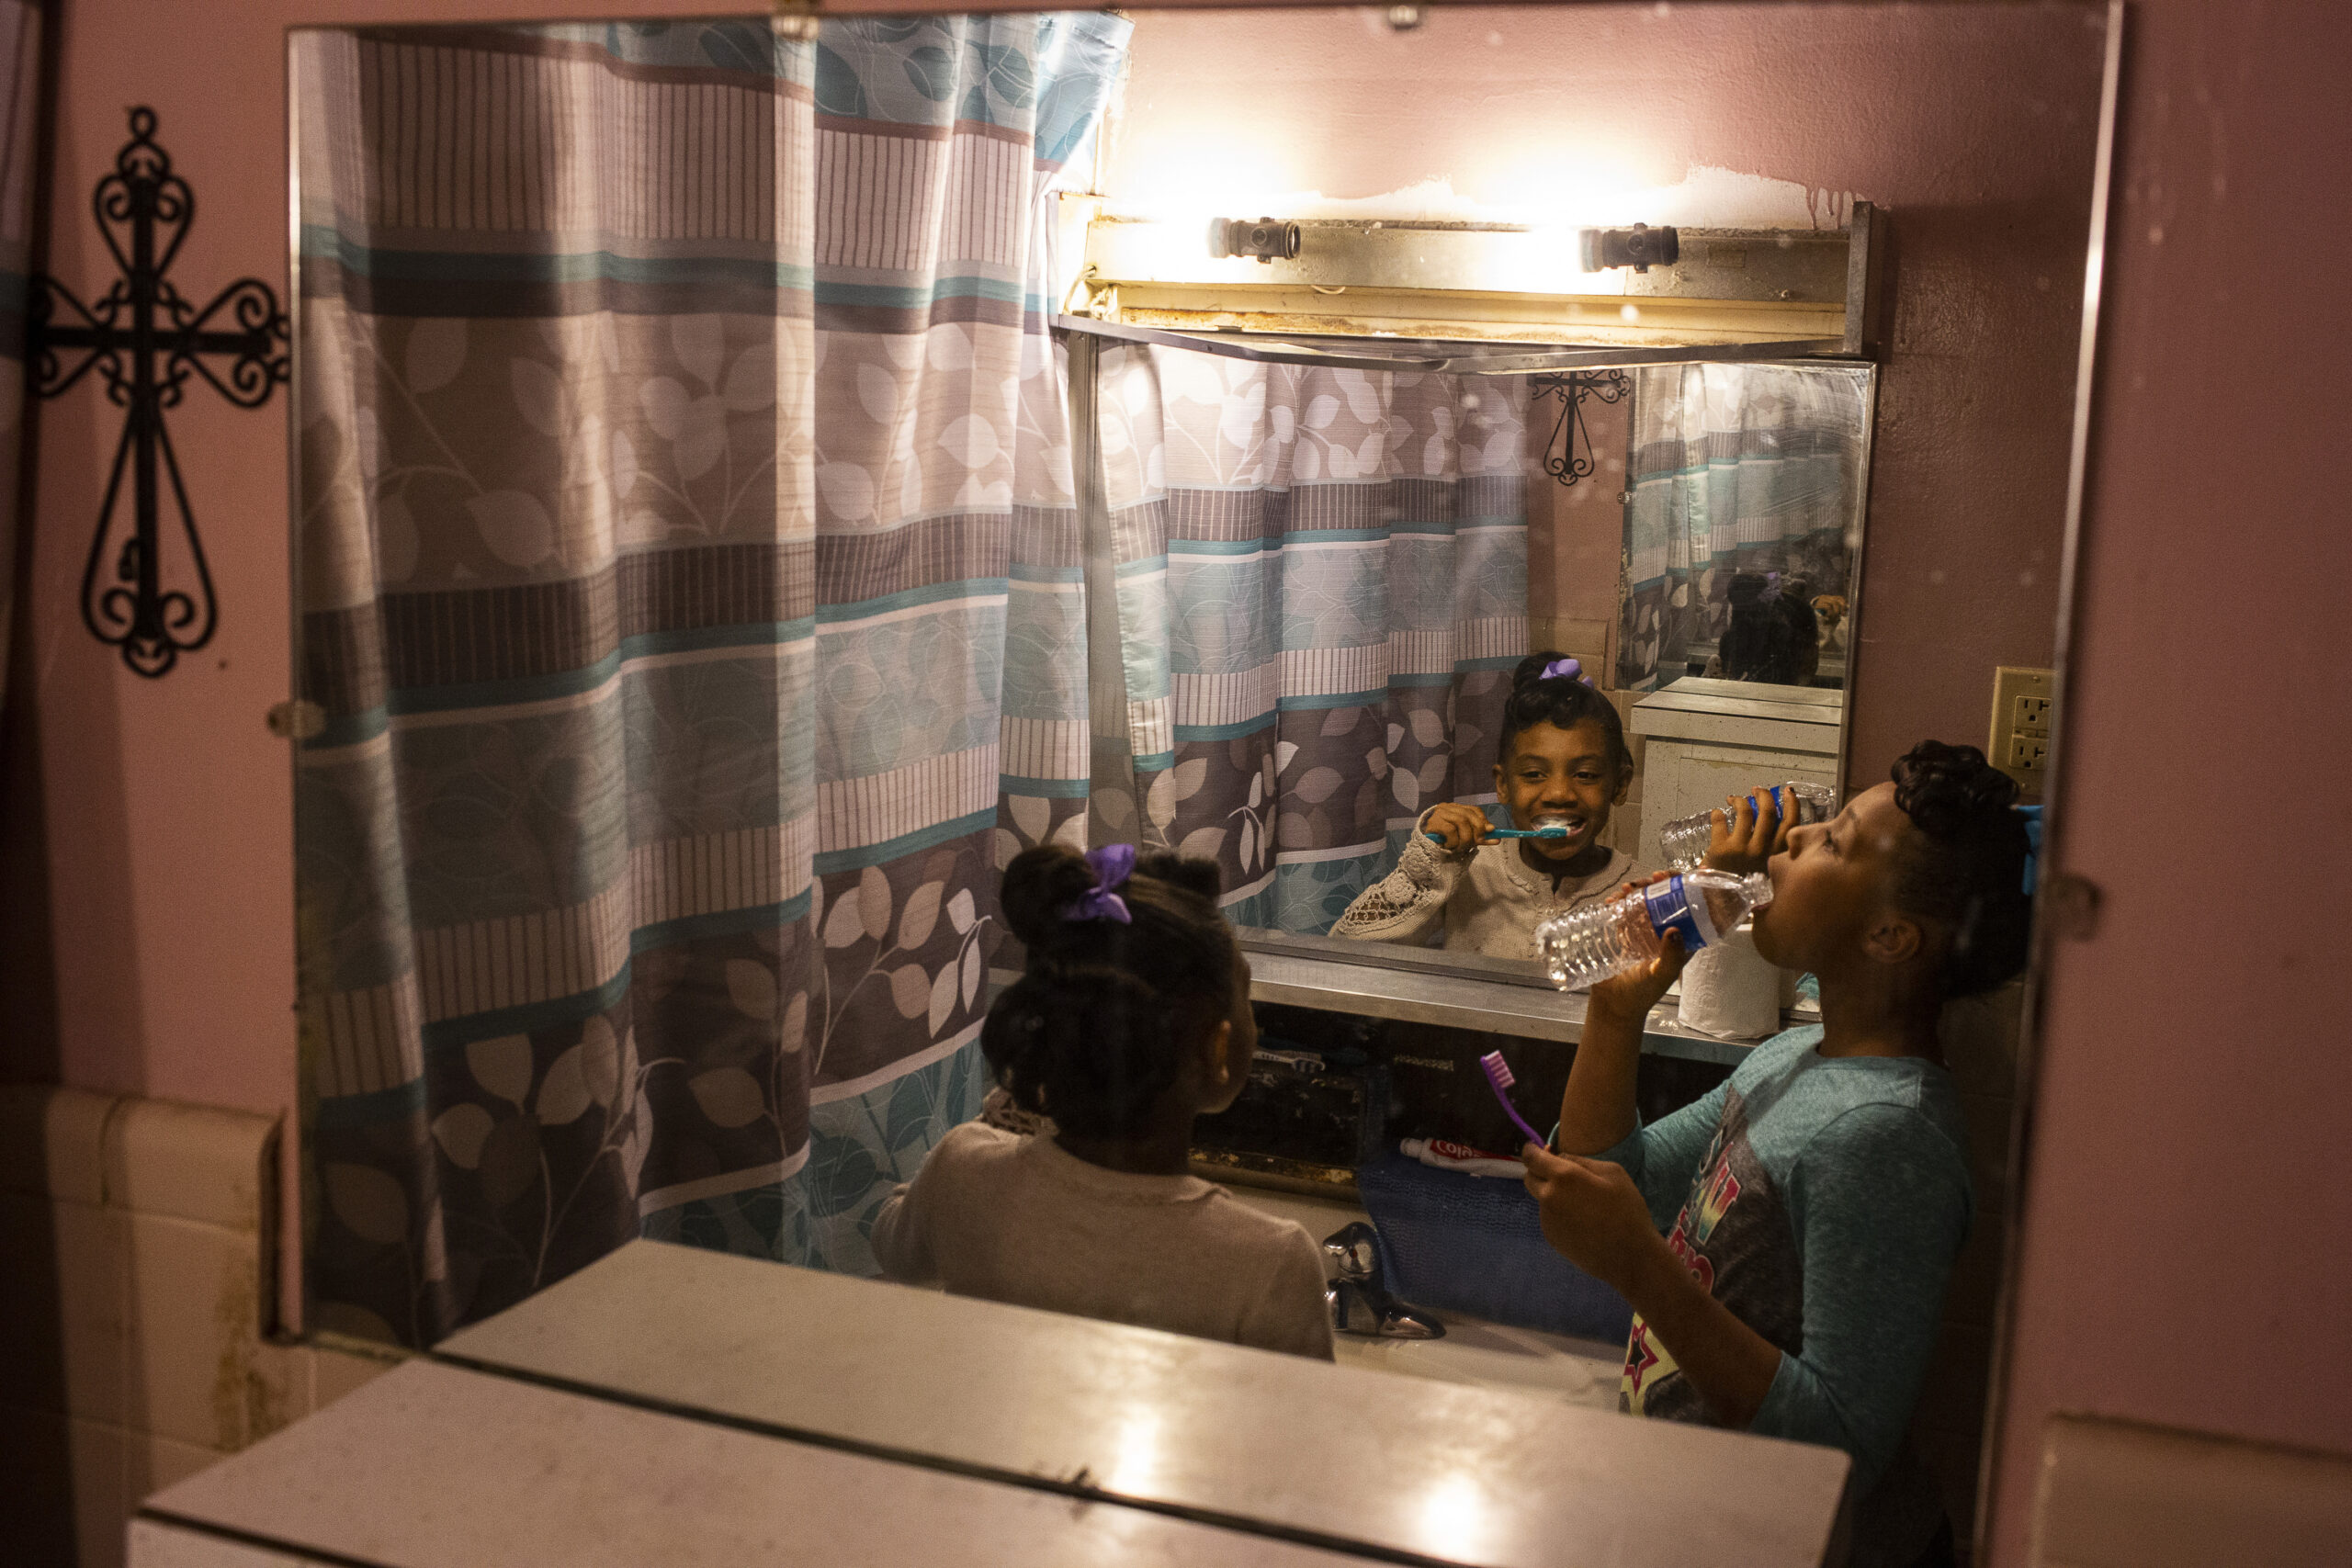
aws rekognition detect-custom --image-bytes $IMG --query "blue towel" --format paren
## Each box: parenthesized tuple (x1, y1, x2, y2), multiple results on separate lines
(1355, 1153, 1634, 1344)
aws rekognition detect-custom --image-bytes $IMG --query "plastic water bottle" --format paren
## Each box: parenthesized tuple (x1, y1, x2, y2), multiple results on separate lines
(1655, 782, 1835, 869)
(1535, 869, 1775, 990)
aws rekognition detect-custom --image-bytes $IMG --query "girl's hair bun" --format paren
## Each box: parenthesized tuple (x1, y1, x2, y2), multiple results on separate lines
(980, 840, 1239, 1141)
(997, 843, 1102, 950)
(1888, 740, 2035, 998)
(1134, 848, 1223, 906)
(1510, 650, 1581, 691)
(1497, 649, 1630, 773)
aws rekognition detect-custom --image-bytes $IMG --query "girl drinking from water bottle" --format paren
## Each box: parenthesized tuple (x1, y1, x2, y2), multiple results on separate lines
(1330, 651, 1656, 960)
(1521, 740, 2033, 1567)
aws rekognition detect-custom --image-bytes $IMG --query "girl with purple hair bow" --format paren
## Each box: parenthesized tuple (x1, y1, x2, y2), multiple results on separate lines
(1330, 650, 1657, 965)
(868, 840, 1337, 1361)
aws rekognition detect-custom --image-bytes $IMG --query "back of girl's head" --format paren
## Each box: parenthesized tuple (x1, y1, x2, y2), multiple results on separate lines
(1723, 572, 1819, 685)
(1498, 651, 1630, 773)
(982, 843, 1237, 1140)
(1887, 740, 2035, 998)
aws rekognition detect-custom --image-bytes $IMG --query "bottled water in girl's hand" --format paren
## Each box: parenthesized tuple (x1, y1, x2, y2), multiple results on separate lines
(1535, 870, 1775, 990)
(1656, 782, 1836, 869)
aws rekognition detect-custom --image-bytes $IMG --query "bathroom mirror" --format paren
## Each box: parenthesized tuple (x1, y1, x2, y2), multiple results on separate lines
(1086, 336, 1873, 951)
(288, 1, 2108, 1551)
(1044, 5, 1883, 962)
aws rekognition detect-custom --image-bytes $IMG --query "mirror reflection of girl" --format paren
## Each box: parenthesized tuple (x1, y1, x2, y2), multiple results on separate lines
(1331, 652, 1656, 962)
(871, 843, 1336, 1361)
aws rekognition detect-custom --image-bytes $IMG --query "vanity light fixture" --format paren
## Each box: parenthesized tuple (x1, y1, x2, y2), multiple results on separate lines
(1206, 217, 1302, 265)
(1578, 222, 1680, 274)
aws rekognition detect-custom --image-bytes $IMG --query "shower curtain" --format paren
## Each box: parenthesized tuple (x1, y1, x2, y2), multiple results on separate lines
(1093, 345, 1528, 935)
(1617, 362, 1871, 690)
(293, 15, 1125, 1346)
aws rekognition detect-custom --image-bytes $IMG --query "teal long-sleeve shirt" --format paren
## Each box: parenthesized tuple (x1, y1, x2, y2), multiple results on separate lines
(1596, 1026, 1972, 1491)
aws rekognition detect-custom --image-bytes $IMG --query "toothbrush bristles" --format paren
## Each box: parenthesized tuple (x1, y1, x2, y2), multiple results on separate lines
(1481, 1050, 1515, 1089)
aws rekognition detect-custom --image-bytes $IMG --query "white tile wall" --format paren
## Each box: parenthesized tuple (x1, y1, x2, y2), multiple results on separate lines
(0, 1086, 399, 1568)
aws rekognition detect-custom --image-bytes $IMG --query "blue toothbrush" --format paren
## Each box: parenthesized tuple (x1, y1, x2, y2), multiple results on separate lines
(1424, 825, 1570, 843)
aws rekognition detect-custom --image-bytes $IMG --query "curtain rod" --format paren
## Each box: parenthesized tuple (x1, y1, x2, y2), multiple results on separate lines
(1046, 316, 1858, 376)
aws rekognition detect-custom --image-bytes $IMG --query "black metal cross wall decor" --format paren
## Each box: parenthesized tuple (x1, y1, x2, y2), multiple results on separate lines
(31, 107, 289, 677)
(1529, 369, 1629, 490)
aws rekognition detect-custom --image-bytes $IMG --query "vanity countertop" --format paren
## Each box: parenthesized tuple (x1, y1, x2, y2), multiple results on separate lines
(419, 1238, 1844, 1568)
(1230, 932, 1808, 1067)
(134, 1358, 1374, 1568)
(143, 1242, 1845, 1566)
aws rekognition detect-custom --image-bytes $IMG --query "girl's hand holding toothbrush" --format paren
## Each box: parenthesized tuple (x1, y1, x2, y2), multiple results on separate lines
(1419, 802, 1499, 854)
(1519, 1144, 1668, 1298)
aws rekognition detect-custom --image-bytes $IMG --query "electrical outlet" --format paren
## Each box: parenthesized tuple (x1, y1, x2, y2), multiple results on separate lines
(1989, 666, 2055, 792)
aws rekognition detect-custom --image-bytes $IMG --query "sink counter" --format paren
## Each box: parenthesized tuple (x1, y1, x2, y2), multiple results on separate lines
(429, 1241, 1839, 1566)
(1219, 1182, 1626, 1411)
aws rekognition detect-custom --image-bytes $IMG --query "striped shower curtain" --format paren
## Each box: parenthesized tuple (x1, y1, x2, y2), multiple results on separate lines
(1617, 361, 1871, 690)
(1093, 344, 1529, 935)
(291, 15, 1125, 1346)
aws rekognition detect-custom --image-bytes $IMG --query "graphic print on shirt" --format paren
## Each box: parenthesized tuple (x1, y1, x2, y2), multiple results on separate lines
(1620, 1087, 1805, 1423)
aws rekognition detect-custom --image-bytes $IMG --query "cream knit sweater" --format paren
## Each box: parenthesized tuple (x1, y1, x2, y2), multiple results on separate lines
(1330, 808, 1653, 961)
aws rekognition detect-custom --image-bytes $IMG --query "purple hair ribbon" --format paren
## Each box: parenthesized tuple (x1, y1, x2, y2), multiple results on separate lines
(1058, 842, 1136, 924)
(1539, 657, 1593, 687)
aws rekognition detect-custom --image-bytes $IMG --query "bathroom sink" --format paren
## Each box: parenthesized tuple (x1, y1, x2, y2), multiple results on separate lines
(1217, 1181, 1625, 1411)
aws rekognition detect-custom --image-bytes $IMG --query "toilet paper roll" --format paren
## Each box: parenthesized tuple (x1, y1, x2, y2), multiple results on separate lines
(1677, 925, 1784, 1040)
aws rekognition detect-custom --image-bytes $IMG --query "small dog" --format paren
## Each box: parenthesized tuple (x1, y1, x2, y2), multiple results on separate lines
(1811, 594, 1849, 654)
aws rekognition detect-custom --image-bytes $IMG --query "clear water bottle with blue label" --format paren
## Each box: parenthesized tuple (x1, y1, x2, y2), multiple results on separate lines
(1656, 782, 1835, 869)
(1535, 869, 1775, 990)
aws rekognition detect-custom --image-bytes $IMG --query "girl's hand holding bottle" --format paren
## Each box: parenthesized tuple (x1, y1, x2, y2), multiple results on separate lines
(1702, 787, 1793, 877)
(1583, 875, 1692, 1022)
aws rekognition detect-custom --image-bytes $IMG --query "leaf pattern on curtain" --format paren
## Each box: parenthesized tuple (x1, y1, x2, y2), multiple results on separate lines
(292, 13, 1126, 1347)
(1095, 346, 1529, 935)
(1615, 362, 1871, 691)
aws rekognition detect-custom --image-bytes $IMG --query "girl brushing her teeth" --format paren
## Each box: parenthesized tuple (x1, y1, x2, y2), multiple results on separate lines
(1332, 652, 1655, 962)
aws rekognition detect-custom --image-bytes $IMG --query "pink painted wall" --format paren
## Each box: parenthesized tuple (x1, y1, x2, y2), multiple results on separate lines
(1525, 390, 1630, 632)
(1105, 5, 2109, 788)
(1, 0, 2099, 1109)
(13, 11, 2347, 1556)
(1985, 2, 2352, 1560)
(0, 0, 824, 1325)
(0, 0, 1229, 1111)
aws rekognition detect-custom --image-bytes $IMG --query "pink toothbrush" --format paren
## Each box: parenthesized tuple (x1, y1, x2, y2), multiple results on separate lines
(1477, 1051, 1547, 1150)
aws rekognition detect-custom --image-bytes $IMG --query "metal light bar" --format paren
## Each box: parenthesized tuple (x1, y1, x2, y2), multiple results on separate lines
(1071, 203, 1882, 358)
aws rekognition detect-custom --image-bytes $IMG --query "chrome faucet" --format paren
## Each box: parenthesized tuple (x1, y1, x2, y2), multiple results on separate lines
(1320, 1223, 1446, 1340)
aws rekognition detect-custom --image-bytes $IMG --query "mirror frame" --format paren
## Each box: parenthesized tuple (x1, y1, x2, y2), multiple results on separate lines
(277, 10, 2125, 1558)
